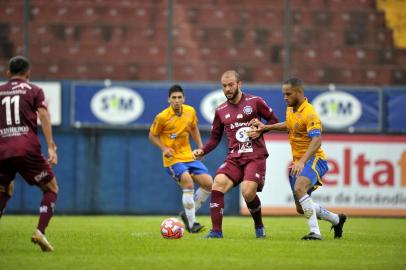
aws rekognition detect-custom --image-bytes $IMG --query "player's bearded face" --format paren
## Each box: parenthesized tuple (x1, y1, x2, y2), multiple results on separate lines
(222, 80, 240, 100)
(283, 84, 298, 107)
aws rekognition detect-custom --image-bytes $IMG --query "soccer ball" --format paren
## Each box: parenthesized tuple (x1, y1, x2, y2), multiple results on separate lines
(160, 217, 185, 239)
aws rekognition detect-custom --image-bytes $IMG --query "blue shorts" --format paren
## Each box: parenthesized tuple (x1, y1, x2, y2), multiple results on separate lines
(165, 160, 209, 182)
(289, 156, 328, 195)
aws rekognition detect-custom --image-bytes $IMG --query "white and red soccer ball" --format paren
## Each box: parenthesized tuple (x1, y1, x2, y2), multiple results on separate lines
(160, 217, 185, 239)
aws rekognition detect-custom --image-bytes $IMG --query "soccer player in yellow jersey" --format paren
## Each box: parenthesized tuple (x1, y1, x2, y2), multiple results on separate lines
(249, 78, 347, 240)
(149, 84, 212, 233)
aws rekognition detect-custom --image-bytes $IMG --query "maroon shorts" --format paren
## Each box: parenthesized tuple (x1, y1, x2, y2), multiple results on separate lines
(0, 153, 55, 188)
(216, 155, 266, 192)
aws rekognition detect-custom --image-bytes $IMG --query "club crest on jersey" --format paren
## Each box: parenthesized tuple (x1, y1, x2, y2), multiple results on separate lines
(243, 106, 253, 115)
(225, 113, 230, 119)
(237, 114, 243, 119)
(170, 134, 177, 139)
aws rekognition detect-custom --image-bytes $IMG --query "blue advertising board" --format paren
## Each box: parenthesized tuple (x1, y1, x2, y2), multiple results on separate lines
(384, 87, 406, 133)
(72, 81, 382, 132)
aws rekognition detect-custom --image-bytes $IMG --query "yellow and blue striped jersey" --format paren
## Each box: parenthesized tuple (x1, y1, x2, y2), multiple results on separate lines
(286, 98, 326, 162)
(150, 104, 198, 167)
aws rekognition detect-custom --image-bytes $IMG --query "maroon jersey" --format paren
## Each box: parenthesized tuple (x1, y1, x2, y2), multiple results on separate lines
(203, 93, 278, 158)
(0, 79, 47, 159)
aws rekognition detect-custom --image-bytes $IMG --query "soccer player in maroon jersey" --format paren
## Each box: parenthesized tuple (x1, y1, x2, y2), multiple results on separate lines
(193, 70, 279, 238)
(0, 56, 59, 251)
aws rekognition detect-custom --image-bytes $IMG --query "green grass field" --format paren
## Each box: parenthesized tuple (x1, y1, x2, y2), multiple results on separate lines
(1, 215, 405, 270)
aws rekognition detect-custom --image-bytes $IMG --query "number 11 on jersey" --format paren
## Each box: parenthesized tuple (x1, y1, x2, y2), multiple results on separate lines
(1, 95, 20, 125)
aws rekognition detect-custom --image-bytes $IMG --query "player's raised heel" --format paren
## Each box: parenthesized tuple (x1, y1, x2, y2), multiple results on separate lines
(31, 229, 54, 252)
(331, 213, 347, 239)
(205, 230, 223, 238)
(301, 232, 322, 240)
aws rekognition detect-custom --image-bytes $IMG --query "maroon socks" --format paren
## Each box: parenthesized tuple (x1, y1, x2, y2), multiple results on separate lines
(246, 195, 263, 228)
(210, 190, 224, 231)
(37, 191, 57, 234)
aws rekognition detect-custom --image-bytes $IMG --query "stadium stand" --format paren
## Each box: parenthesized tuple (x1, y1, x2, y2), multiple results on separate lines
(0, 0, 405, 84)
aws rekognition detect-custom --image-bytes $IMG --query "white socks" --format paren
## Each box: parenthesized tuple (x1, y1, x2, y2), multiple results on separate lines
(183, 188, 211, 229)
(314, 203, 339, 225)
(194, 188, 211, 211)
(299, 194, 321, 235)
(182, 189, 196, 228)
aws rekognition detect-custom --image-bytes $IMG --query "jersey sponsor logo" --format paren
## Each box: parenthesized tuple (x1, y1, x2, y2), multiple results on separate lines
(0, 126, 29, 138)
(230, 121, 249, 130)
(11, 82, 32, 90)
(312, 91, 362, 129)
(200, 90, 227, 123)
(235, 127, 251, 142)
(34, 171, 49, 182)
(243, 105, 253, 115)
(90, 86, 144, 124)
(238, 142, 253, 153)
(210, 203, 220, 208)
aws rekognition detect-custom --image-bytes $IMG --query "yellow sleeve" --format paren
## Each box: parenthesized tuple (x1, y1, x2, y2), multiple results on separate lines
(191, 107, 198, 128)
(150, 114, 163, 136)
(306, 111, 323, 136)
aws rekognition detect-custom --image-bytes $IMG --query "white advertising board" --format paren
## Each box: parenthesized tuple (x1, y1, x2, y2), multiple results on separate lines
(36, 82, 62, 126)
(240, 134, 406, 216)
(1, 81, 62, 125)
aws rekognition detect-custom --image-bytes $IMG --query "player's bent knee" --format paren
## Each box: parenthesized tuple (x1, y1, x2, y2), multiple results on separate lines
(0, 182, 14, 198)
(213, 174, 234, 192)
(41, 178, 59, 194)
(293, 188, 306, 199)
(241, 189, 256, 202)
(184, 202, 194, 209)
(202, 181, 212, 191)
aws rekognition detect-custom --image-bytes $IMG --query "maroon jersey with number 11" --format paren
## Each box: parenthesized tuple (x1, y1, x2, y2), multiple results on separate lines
(0, 79, 47, 159)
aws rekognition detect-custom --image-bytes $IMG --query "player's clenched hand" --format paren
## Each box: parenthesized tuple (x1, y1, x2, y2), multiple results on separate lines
(249, 118, 261, 128)
(163, 147, 174, 158)
(48, 143, 58, 166)
(289, 161, 305, 177)
(192, 149, 205, 160)
(247, 126, 262, 140)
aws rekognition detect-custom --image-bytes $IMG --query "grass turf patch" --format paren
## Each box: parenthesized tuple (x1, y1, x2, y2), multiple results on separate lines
(0, 215, 405, 270)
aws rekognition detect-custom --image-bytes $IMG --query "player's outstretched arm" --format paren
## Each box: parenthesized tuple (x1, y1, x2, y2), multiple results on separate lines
(250, 118, 287, 132)
(190, 126, 204, 149)
(37, 107, 58, 166)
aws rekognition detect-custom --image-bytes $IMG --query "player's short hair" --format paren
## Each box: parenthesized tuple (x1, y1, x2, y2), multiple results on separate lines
(283, 77, 303, 87)
(222, 70, 240, 82)
(168, 84, 184, 97)
(8, 56, 30, 75)
(283, 77, 304, 91)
